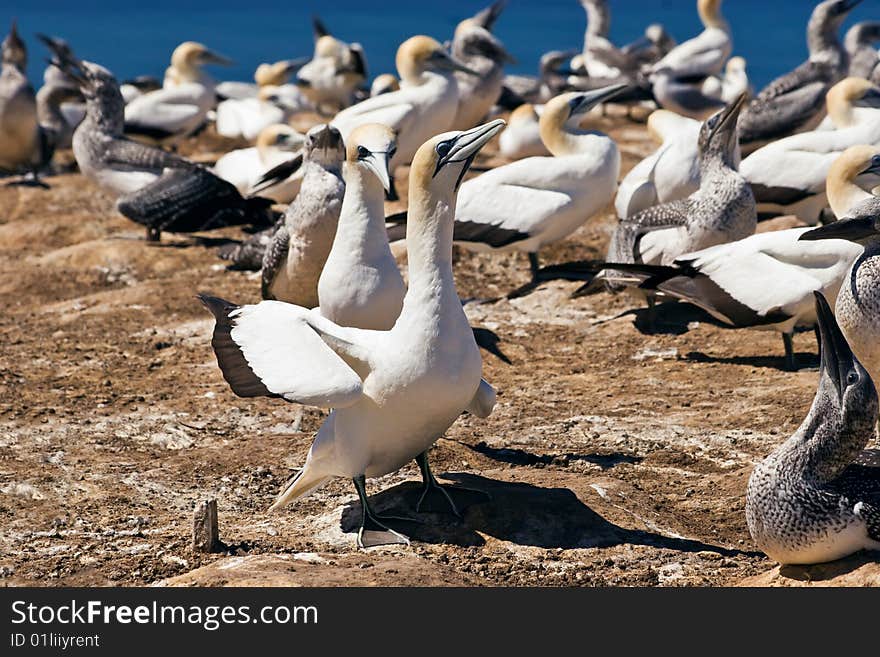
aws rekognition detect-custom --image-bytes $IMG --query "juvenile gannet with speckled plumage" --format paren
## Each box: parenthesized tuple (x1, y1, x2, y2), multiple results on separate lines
(60, 55, 273, 241)
(603, 95, 754, 286)
(0, 21, 41, 176)
(200, 120, 503, 548)
(214, 124, 305, 203)
(295, 17, 367, 112)
(450, 0, 513, 130)
(742, 78, 880, 224)
(124, 41, 231, 146)
(331, 36, 477, 179)
(738, 0, 859, 154)
(498, 103, 549, 160)
(845, 21, 880, 81)
(316, 124, 405, 328)
(389, 86, 625, 282)
(747, 292, 880, 565)
(800, 146, 880, 384)
(615, 110, 703, 220)
(259, 124, 345, 305)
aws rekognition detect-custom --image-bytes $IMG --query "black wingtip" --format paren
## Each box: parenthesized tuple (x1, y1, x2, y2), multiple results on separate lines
(197, 292, 238, 318)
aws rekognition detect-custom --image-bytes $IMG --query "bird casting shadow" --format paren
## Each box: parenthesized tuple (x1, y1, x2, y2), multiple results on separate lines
(777, 551, 880, 583)
(685, 351, 819, 372)
(467, 441, 642, 469)
(629, 301, 729, 336)
(340, 473, 748, 555)
(471, 327, 512, 364)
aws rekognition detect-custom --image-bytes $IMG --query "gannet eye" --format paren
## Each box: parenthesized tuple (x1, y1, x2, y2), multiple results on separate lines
(847, 371, 859, 386)
(436, 141, 452, 159)
(357, 145, 370, 159)
(388, 146, 397, 159)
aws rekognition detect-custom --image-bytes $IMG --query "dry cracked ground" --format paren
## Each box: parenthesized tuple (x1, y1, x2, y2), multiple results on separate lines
(1, 115, 878, 587)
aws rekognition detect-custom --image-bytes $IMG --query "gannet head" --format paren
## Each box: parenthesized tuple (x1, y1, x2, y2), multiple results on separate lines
(801, 145, 880, 228)
(808, 0, 862, 57)
(170, 42, 232, 81)
(697, 0, 727, 31)
(255, 58, 307, 87)
(826, 77, 880, 127)
(539, 85, 626, 154)
(395, 35, 479, 84)
(645, 23, 675, 50)
(370, 73, 400, 97)
(2, 20, 26, 69)
(470, 1, 508, 32)
(303, 123, 345, 169)
(698, 93, 746, 167)
(346, 123, 397, 193)
(509, 103, 540, 128)
(726, 56, 747, 75)
(453, 2, 514, 64)
(256, 124, 305, 154)
(50, 53, 120, 107)
(581, 0, 611, 38)
(844, 21, 880, 52)
(410, 119, 505, 203)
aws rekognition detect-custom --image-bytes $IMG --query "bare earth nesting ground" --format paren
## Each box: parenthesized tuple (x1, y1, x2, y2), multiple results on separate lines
(1, 114, 878, 587)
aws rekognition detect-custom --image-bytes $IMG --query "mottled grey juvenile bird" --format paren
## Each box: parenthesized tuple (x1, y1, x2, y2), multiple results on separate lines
(844, 21, 880, 82)
(0, 21, 41, 177)
(746, 292, 880, 565)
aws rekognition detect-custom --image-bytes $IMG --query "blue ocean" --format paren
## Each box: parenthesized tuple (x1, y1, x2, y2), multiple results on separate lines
(3, 0, 878, 90)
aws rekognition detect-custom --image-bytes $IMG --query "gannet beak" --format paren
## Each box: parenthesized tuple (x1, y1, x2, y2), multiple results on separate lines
(281, 57, 309, 75)
(570, 83, 629, 115)
(201, 49, 233, 66)
(839, 0, 863, 13)
(814, 291, 857, 401)
(708, 92, 747, 140)
(432, 50, 480, 76)
(362, 151, 393, 193)
(438, 119, 505, 169)
(800, 216, 878, 243)
(861, 154, 880, 177)
(472, 0, 508, 31)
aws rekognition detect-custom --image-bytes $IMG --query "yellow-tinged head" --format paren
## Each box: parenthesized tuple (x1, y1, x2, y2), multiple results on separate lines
(698, 0, 726, 29)
(255, 59, 302, 87)
(826, 144, 880, 215)
(395, 35, 478, 83)
(255, 124, 305, 153)
(345, 123, 397, 192)
(509, 103, 539, 126)
(539, 85, 626, 155)
(170, 41, 232, 74)
(827, 77, 880, 127)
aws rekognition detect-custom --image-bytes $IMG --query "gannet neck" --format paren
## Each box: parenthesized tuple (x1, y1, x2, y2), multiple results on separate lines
(698, 0, 728, 31)
(539, 101, 608, 156)
(583, 0, 611, 39)
(404, 181, 456, 298)
(826, 78, 874, 128)
(807, 2, 846, 60)
(335, 161, 390, 260)
(83, 88, 125, 135)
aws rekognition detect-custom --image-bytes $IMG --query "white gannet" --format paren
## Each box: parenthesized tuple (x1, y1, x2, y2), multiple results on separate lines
(800, 145, 880, 383)
(650, 0, 731, 79)
(60, 55, 274, 241)
(450, 0, 513, 130)
(388, 86, 625, 282)
(215, 58, 308, 101)
(331, 35, 477, 196)
(747, 292, 880, 565)
(498, 103, 549, 160)
(619, 24, 677, 72)
(259, 124, 345, 306)
(0, 21, 41, 177)
(845, 21, 880, 81)
(37, 34, 86, 129)
(578, 0, 625, 79)
(500, 49, 576, 108)
(741, 77, 880, 224)
(615, 110, 702, 220)
(701, 56, 752, 104)
(370, 73, 399, 97)
(118, 75, 161, 104)
(124, 41, 231, 146)
(317, 124, 405, 328)
(650, 69, 726, 120)
(295, 16, 367, 112)
(604, 96, 754, 287)
(35, 80, 83, 153)
(214, 124, 305, 203)
(739, 0, 859, 154)
(200, 120, 503, 548)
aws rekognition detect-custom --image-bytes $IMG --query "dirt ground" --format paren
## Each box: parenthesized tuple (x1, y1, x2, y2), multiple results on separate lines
(1, 113, 876, 587)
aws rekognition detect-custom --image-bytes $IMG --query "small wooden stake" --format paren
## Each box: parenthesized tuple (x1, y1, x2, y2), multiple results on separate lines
(192, 499, 220, 553)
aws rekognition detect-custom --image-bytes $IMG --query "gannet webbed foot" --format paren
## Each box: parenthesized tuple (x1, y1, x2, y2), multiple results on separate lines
(414, 452, 490, 517)
(352, 475, 412, 548)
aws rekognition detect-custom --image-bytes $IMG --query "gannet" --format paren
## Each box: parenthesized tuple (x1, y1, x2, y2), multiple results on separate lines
(500, 49, 576, 107)
(370, 73, 399, 97)
(738, 0, 859, 154)
(620, 24, 677, 71)
(800, 145, 880, 383)
(0, 21, 41, 176)
(450, 0, 513, 130)
(650, 0, 731, 79)
(316, 124, 405, 328)
(331, 35, 477, 178)
(35, 81, 83, 153)
(604, 95, 754, 287)
(295, 17, 367, 112)
(746, 292, 880, 565)
(388, 86, 625, 283)
(741, 77, 880, 224)
(215, 58, 307, 101)
(119, 75, 161, 104)
(200, 120, 503, 548)
(615, 110, 703, 220)
(650, 69, 726, 120)
(701, 56, 752, 104)
(260, 124, 345, 306)
(577, 0, 626, 79)
(214, 124, 305, 203)
(498, 103, 549, 160)
(124, 41, 231, 146)
(845, 21, 880, 81)
(59, 56, 274, 241)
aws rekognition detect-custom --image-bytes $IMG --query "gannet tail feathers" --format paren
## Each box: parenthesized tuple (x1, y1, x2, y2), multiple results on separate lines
(467, 379, 497, 418)
(269, 470, 333, 511)
(506, 260, 605, 298)
(249, 152, 304, 196)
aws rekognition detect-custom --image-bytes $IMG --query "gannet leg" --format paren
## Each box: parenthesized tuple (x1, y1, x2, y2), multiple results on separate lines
(146, 226, 161, 242)
(352, 475, 410, 549)
(528, 252, 540, 280)
(414, 451, 489, 517)
(783, 332, 795, 371)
